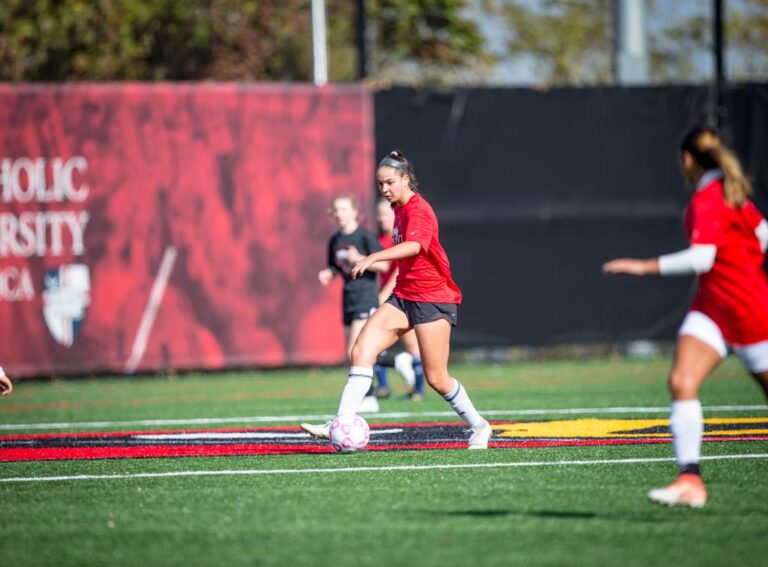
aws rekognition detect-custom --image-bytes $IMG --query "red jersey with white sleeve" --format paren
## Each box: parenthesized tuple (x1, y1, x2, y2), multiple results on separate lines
(686, 174, 768, 345)
(392, 193, 462, 304)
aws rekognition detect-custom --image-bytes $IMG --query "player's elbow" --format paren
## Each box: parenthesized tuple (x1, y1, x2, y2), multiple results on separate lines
(691, 245, 716, 274)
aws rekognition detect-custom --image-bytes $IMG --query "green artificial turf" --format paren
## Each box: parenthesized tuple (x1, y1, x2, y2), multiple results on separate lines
(1, 357, 767, 566)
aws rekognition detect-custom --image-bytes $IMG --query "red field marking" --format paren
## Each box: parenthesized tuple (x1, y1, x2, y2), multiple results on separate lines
(1, 421, 766, 462)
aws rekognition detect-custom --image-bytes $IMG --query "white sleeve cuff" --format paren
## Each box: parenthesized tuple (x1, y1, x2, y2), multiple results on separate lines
(658, 244, 716, 276)
(755, 220, 768, 253)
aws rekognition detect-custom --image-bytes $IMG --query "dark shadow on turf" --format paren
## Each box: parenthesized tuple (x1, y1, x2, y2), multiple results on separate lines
(415, 509, 599, 519)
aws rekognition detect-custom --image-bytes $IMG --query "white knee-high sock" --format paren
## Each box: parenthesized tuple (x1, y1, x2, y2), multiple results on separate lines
(442, 378, 485, 428)
(337, 366, 373, 415)
(670, 399, 703, 467)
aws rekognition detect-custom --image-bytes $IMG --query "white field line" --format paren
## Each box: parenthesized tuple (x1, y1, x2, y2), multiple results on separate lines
(1, 453, 767, 484)
(1, 405, 766, 432)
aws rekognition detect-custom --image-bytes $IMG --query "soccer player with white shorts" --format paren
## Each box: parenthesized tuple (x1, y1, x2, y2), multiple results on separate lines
(604, 125, 768, 508)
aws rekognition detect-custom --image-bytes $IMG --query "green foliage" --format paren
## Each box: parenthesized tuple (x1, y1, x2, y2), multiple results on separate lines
(649, 0, 768, 83)
(484, 0, 614, 87)
(0, 0, 487, 84)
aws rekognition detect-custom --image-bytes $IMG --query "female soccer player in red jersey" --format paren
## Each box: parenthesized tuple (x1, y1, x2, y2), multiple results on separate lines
(603, 125, 768, 507)
(303, 151, 492, 449)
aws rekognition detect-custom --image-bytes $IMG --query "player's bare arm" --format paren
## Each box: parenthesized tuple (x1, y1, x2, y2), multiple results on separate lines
(346, 245, 390, 274)
(351, 241, 420, 279)
(602, 258, 660, 276)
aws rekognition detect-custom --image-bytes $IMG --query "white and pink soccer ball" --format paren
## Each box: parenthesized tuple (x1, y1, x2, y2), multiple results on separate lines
(329, 413, 370, 453)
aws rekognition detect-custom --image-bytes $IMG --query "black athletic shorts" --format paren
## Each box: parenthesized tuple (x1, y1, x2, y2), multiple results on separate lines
(385, 294, 458, 327)
(343, 305, 377, 326)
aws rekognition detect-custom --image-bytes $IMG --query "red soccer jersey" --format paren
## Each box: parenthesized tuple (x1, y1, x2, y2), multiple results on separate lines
(392, 193, 462, 304)
(686, 176, 768, 345)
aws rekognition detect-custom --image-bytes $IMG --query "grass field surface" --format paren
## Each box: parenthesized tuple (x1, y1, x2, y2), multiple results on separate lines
(1, 357, 767, 566)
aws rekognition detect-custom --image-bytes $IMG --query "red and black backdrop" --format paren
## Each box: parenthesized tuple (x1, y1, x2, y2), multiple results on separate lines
(0, 84, 374, 376)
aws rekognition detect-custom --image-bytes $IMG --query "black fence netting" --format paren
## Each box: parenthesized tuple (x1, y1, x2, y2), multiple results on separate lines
(374, 85, 768, 347)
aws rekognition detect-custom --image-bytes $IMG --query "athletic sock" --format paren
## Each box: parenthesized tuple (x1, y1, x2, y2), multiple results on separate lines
(374, 364, 389, 390)
(670, 399, 703, 473)
(412, 355, 425, 394)
(337, 366, 374, 415)
(442, 378, 485, 428)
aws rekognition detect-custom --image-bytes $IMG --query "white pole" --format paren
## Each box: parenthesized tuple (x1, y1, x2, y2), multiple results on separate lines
(312, 0, 328, 86)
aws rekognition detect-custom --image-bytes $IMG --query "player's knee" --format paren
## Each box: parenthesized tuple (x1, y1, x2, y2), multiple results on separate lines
(350, 342, 377, 367)
(424, 370, 451, 392)
(668, 368, 699, 399)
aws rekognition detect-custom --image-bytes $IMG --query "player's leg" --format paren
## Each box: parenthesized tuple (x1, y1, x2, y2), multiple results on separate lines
(338, 303, 410, 415)
(346, 316, 381, 413)
(301, 306, 406, 439)
(649, 312, 724, 507)
(751, 371, 768, 399)
(732, 340, 768, 400)
(413, 317, 491, 449)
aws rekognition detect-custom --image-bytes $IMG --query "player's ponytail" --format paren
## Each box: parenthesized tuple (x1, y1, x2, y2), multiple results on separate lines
(679, 125, 752, 207)
(378, 150, 420, 193)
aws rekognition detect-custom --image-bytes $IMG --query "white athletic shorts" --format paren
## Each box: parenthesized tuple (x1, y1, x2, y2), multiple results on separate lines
(679, 310, 768, 373)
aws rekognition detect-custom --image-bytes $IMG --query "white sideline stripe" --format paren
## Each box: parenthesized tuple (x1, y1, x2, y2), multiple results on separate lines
(1, 405, 766, 431)
(1, 453, 767, 484)
(125, 246, 178, 374)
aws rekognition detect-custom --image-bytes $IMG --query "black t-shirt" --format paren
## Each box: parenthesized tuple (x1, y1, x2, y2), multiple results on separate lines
(327, 226, 382, 314)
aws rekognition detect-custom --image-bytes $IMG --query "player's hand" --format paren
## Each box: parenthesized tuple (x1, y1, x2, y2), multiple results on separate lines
(318, 268, 334, 286)
(346, 246, 364, 263)
(351, 256, 375, 279)
(0, 374, 12, 396)
(602, 258, 654, 276)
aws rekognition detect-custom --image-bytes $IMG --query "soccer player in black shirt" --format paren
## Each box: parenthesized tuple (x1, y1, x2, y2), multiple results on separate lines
(318, 194, 389, 412)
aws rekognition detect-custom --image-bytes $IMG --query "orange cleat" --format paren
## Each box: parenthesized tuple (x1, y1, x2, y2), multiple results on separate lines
(648, 473, 707, 508)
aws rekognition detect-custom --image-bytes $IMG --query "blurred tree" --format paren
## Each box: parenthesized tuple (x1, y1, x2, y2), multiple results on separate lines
(483, 0, 614, 87)
(649, 0, 768, 83)
(368, 0, 491, 85)
(0, 0, 488, 84)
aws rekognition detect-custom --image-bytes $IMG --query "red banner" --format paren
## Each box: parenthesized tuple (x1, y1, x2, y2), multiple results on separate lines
(0, 83, 374, 376)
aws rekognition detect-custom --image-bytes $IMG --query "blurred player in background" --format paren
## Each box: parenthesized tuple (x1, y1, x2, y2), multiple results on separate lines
(373, 197, 426, 401)
(304, 151, 492, 449)
(604, 125, 768, 507)
(318, 194, 389, 413)
(0, 366, 12, 396)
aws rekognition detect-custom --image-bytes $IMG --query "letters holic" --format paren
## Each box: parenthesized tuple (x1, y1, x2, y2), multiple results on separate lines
(1, 157, 89, 203)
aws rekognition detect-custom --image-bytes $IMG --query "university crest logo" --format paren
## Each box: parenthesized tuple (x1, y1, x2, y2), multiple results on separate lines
(42, 263, 91, 347)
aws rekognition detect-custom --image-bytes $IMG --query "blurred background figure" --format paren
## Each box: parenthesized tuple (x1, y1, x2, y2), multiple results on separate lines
(318, 194, 389, 413)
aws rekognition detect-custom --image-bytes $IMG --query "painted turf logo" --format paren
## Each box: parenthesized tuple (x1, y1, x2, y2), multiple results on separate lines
(1, 418, 766, 462)
(495, 418, 768, 439)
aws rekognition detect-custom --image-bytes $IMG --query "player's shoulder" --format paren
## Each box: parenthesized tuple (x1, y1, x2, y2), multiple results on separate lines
(692, 182, 726, 208)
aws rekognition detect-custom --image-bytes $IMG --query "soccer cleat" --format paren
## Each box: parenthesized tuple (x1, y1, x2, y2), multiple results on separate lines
(648, 473, 707, 508)
(357, 395, 380, 413)
(300, 422, 331, 439)
(374, 387, 391, 399)
(468, 420, 493, 450)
